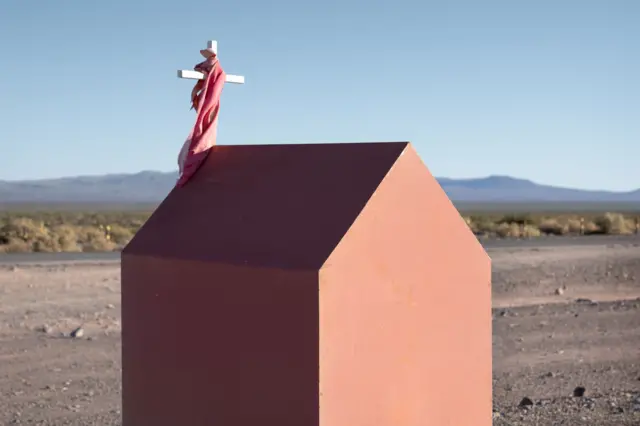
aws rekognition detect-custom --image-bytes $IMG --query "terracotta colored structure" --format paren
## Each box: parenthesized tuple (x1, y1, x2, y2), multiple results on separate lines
(121, 141, 492, 426)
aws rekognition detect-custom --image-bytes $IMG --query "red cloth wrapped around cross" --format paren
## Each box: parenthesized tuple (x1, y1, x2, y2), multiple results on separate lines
(176, 46, 226, 187)
(176, 41, 244, 186)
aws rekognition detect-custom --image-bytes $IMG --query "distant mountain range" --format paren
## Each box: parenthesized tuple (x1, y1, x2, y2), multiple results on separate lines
(0, 171, 638, 205)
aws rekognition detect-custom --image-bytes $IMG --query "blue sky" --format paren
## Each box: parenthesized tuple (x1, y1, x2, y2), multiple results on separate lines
(0, 0, 637, 191)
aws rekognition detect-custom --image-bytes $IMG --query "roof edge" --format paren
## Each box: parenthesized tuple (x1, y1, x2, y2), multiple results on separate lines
(318, 143, 412, 271)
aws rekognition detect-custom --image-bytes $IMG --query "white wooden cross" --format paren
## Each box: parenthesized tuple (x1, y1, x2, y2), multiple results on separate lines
(177, 40, 245, 84)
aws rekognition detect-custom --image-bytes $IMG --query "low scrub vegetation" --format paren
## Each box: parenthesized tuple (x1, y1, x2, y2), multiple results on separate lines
(0, 211, 149, 253)
(465, 212, 638, 239)
(0, 210, 637, 253)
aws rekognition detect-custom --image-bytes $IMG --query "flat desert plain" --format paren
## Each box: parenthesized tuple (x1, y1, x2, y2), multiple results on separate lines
(1, 241, 639, 425)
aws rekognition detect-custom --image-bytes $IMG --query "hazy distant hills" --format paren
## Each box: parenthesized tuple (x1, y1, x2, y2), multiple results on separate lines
(0, 171, 639, 205)
(436, 176, 640, 203)
(0, 171, 176, 204)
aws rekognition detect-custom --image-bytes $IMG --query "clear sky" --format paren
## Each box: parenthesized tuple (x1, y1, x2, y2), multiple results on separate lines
(0, 0, 637, 190)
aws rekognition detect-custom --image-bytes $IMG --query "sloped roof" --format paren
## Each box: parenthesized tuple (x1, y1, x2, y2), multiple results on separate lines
(124, 142, 409, 270)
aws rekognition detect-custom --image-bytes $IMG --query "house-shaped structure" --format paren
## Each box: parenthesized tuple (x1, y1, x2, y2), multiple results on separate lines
(121, 141, 491, 426)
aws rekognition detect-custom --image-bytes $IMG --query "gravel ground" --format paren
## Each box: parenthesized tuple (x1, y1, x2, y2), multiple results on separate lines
(0, 242, 639, 425)
(492, 299, 640, 425)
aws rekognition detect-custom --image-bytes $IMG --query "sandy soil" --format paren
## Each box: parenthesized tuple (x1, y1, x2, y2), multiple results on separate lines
(0, 242, 639, 425)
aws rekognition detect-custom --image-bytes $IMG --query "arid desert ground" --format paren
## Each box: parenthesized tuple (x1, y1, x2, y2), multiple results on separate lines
(0, 240, 639, 425)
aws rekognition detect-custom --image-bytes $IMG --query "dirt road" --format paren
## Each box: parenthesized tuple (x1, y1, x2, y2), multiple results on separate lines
(0, 242, 639, 425)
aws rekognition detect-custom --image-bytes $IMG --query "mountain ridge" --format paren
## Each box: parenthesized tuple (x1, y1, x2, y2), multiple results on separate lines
(0, 171, 638, 204)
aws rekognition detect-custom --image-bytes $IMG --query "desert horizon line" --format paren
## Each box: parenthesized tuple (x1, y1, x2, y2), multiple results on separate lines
(1, 170, 638, 194)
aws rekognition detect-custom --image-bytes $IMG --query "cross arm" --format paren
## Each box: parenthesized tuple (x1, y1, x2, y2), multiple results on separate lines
(177, 70, 245, 84)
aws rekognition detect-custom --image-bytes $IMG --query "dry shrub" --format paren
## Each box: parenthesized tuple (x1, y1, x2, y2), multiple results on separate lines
(0, 217, 43, 241)
(31, 237, 59, 252)
(0, 218, 59, 252)
(494, 223, 541, 238)
(468, 216, 496, 235)
(538, 218, 568, 236)
(495, 223, 521, 238)
(521, 224, 542, 238)
(0, 238, 32, 253)
(584, 220, 600, 234)
(107, 224, 134, 246)
(566, 218, 583, 234)
(494, 223, 509, 238)
(593, 212, 632, 235)
(77, 227, 116, 252)
(50, 225, 82, 252)
(497, 214, 534, 226)
(625, 218, 637, 233)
